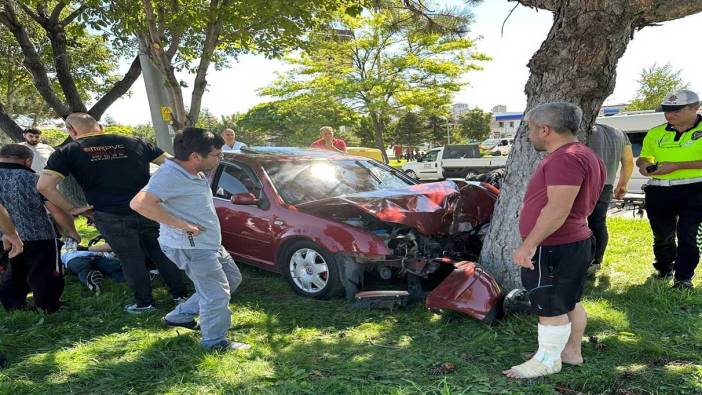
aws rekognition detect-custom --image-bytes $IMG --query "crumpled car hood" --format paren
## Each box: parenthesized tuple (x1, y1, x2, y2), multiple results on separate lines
(296, 181, 498, 236)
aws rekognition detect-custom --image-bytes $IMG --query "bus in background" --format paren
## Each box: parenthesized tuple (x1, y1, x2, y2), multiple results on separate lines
(596, 111, 667, 194)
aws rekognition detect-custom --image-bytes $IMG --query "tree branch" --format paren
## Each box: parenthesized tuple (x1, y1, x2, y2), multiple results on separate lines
(89, 55, 142, 119)
(42, 23, 87, 112)
(640, 0, 702, 24)
(0, 99, 24, 142)
(512, 0, 559, 12)
(0, 1, 70, 116)
(188, 0, 228, 124)
(62, 4, 87, 25)
(18, 2, 45, 25)
(49, 1, 67, 23)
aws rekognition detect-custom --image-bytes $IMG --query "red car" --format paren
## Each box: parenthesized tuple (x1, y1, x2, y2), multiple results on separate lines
(212, 148, 503, 320)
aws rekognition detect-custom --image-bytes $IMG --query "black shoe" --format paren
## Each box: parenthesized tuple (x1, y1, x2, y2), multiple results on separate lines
(162, 317, 200, 331)
(672, 279, 693, 290)
(86, 270, 103, 294)
(502, 288, 531, 316)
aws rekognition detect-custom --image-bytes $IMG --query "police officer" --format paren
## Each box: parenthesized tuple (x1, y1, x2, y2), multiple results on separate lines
(636, 89, 702, 289)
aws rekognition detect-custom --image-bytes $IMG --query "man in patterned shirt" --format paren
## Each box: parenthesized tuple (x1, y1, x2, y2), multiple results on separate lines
(0, 144, 78, 312)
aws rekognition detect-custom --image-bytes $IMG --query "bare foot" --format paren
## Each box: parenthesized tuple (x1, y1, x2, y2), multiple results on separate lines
(560, 349, 583, 366)
(502, 358, 561, 379)
(522, 351, 583, 366)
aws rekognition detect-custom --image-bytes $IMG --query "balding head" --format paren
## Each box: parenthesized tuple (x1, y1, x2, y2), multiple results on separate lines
(221, 128, 236, 145)
(65, 112, 101, 138)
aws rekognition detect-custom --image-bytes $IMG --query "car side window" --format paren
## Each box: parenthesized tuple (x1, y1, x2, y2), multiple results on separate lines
(215, 164, 262, 199)
(423, 150, 439, 162)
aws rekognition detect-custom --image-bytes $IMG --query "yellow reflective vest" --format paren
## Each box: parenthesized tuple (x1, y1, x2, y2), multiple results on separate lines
(640, 116, 702, 180)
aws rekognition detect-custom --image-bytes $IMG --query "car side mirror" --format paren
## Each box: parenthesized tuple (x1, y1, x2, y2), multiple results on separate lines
(230, 192, 260, 206)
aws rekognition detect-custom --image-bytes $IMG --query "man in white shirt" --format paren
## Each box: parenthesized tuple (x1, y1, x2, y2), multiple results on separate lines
(220, 128, 247, 151)
(19, 128, 55, 173)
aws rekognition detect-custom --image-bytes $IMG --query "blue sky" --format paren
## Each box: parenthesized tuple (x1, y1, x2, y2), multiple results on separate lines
(103, 1, 702, 125)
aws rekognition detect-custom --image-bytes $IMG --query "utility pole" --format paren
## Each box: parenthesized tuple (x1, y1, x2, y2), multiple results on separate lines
(138, 42, 175, 153)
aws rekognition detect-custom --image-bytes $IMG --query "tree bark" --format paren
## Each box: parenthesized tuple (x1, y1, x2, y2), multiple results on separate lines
(0, 0, 70, 117)
(480, 0, 702, 289)
(44, 22, 87, 113)
(188, 0, 228, 127)
(140, 0, 187, 130)
(369, 111, 389, 162)
(0, 101, 23, 141)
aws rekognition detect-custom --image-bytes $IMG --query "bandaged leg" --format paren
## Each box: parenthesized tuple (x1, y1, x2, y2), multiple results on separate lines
(504, 323, 571, 378)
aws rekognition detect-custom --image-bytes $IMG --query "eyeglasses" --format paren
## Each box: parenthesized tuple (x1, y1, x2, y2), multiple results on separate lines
(208, 152, 224, 160)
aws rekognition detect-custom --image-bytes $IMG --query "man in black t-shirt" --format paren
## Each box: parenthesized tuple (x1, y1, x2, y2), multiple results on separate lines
(37, 113, 188, 313)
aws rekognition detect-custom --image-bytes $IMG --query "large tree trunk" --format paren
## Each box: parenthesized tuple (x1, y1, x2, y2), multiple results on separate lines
(480, 2, 636, 289)
(480, 0, 702, 290)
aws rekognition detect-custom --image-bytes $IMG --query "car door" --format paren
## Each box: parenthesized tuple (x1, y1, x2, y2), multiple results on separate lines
(213, 162, 277, 267)
(418, 149, 442, 179)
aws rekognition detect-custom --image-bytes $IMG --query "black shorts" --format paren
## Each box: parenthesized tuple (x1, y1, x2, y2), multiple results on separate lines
(521, 236, 595, 317)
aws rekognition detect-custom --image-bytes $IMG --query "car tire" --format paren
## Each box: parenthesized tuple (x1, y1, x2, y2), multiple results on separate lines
(405, 170, 418, 179)
(280, 240, 343, 299)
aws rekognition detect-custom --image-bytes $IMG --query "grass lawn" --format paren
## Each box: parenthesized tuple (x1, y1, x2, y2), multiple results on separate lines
(1, 218, 701, 394)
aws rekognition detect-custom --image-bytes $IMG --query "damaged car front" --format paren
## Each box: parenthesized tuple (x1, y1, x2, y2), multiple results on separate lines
(260, 157, 503, 321)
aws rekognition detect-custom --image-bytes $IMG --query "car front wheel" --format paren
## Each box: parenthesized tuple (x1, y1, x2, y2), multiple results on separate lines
(281, 240, 343, 299)
(405, 170, 418, 179)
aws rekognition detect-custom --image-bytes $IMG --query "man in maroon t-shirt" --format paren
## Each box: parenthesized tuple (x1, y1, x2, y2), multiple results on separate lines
(503, 102, 605, 379)
(310, 126, 347, 152)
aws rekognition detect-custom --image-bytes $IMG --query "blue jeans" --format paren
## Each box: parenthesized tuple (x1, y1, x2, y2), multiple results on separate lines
(67, 256, 125, 285)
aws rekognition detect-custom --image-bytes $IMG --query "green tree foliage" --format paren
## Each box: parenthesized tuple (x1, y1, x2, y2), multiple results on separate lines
(39, 124, 157, 147)
(356, 115, 390, 147)
(238, 95, 359, 146)
(396, 112, 427, 147)
(626, 63, 689, 111)
(423, 115, 447, 146)
(262, 0, 488, 160)
(458, 108, 492, 141)
(0, 0, 142, 141)
(102, 0, 361, 130)
(0, 19, 120, 124)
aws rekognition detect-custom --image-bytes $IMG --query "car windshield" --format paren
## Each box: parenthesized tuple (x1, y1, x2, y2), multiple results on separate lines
(262, 159, 413, 205)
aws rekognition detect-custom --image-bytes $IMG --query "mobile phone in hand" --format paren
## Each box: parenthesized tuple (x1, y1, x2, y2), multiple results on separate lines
(646, 163, 658, 173)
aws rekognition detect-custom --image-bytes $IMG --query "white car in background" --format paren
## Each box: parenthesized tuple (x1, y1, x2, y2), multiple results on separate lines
(401, 144, 507, 180)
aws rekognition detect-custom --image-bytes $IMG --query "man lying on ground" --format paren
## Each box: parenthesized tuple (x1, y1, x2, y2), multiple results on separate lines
(61, 239, 124, 294)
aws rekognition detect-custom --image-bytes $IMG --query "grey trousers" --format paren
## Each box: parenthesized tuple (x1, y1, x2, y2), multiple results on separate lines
(160, 245, 242, 348)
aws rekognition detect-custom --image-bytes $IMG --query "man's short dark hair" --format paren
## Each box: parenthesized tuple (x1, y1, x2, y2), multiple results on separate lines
(23, 128, 41, 135)
(173, 128, 224, 161)
(526, 102, 582, 135)
(0, 144, 33, 160)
